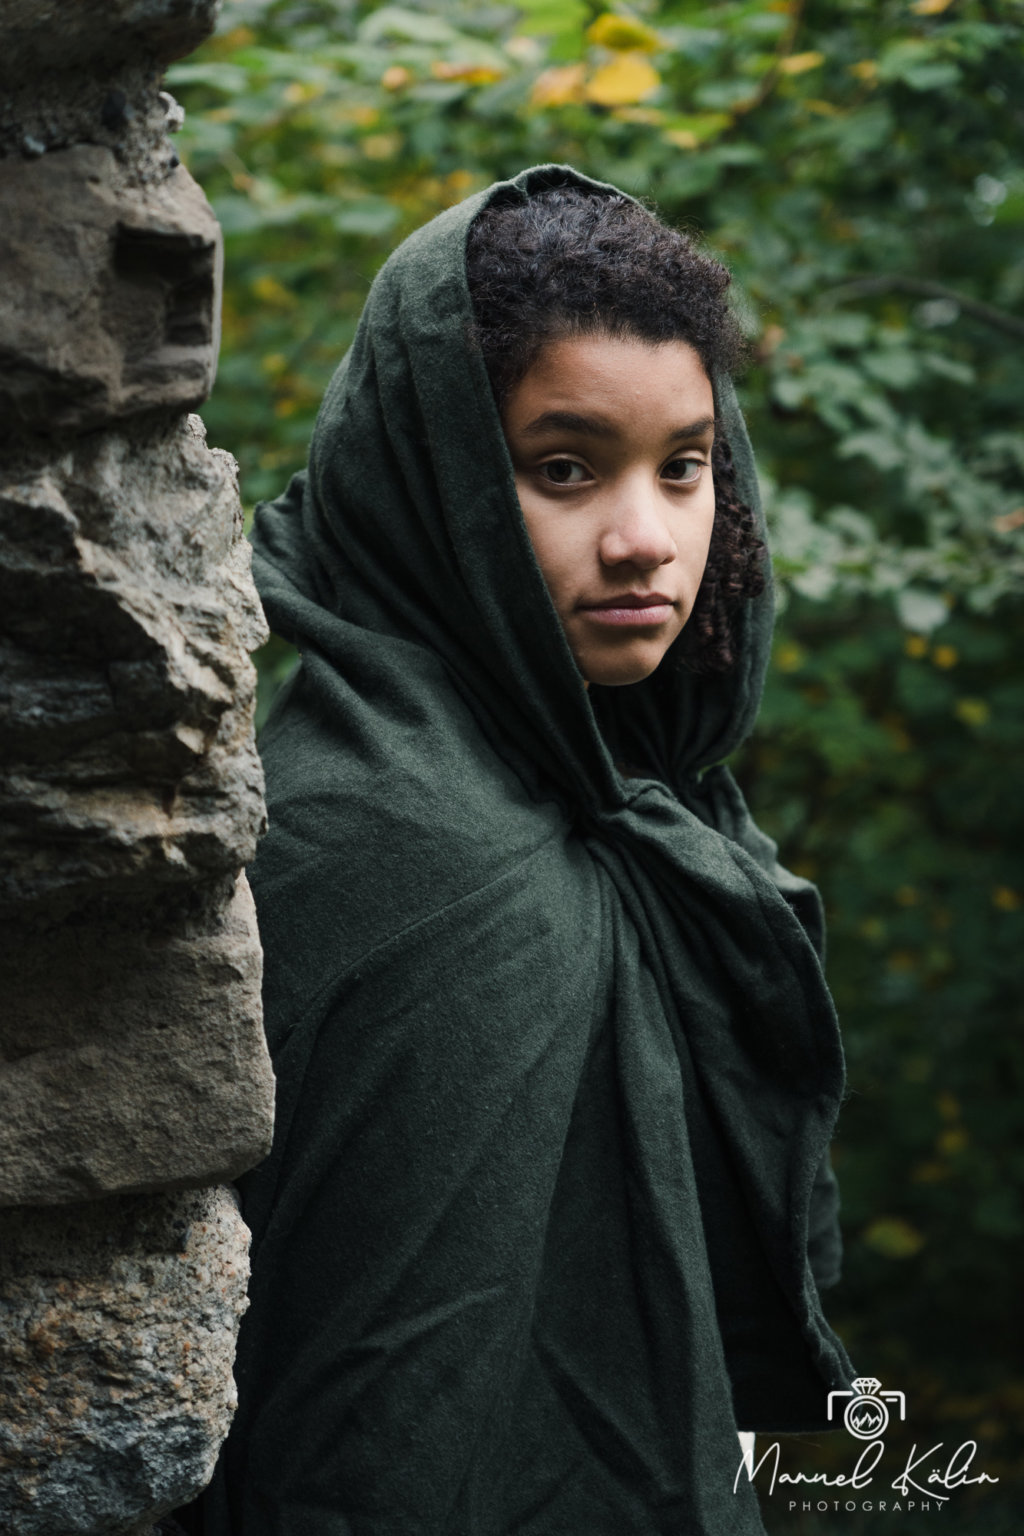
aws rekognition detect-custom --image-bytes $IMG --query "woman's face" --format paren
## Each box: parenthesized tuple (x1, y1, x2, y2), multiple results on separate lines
(503, 332, 717, 687)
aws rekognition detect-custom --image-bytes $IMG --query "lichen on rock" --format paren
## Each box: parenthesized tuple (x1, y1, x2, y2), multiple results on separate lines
(0, 1186, 250, 1536)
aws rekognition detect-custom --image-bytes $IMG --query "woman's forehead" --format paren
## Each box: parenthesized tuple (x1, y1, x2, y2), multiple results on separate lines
(503, 334, 715, 439)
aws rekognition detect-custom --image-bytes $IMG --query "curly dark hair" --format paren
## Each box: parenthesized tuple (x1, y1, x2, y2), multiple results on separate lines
(466, 186, 766, 673)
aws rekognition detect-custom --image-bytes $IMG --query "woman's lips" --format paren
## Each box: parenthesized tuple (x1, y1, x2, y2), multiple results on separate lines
(578, 593, 676, 627)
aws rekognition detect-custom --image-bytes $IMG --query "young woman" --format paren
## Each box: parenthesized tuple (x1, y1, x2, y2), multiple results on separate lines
(198, 164, 852, 1535)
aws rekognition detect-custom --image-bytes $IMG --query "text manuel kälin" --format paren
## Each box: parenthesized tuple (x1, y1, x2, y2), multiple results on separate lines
(734, 1375, 1000, 1518)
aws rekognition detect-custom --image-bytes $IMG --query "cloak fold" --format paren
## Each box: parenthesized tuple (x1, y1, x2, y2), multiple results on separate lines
(202, 165, 853, 1536)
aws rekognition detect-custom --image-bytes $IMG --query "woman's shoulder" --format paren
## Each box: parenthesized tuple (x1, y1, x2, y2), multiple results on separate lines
(249, 645, 576, 1000)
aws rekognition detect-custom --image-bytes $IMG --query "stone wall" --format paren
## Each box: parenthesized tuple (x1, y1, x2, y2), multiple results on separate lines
(0, 4, 275, 1532)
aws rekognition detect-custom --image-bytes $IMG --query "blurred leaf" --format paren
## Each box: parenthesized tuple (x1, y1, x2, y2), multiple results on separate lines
(531, 62, 586, 106)
(897, 589, 950, 634)
(863, 1216, 927, 1258)
(586, 12, 662, 52)
(779, 50, 825, 75)
(584, 52, 661, 106)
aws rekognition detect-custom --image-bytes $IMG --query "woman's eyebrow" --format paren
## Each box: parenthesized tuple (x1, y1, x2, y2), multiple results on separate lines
(519, 410, 717, 441)
(520, 409, 611, 437)
(669, 415, 717, 442)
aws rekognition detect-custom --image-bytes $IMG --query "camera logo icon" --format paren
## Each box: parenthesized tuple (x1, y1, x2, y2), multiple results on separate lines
(827, 1377, 907, 1441)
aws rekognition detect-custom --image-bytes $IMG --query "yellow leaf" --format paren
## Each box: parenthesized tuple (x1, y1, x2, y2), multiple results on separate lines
(954, 697, 989, 727)
(283, 80, 323, 104)
(613, 106, 663, 125)
(993, 885, 1022, 911)
(912, 1161, 949, 1183)
(251, 275, 296, 309)
(220, 295, 242, 345)
(759, 323, 785, 356)
(904, 634, 929, 658)
(849, 59, 878, 81)
(938, 1127, 969, 1155)
(445, 169, 476, 197)
(531, 63, 586, 107)
(936, 1091, 961, 1121)
(587, 12, 661, 52)
(430, 60, 505, 84)
(316, 143, 354, 169)
(585, 52, 660, 107)
(775, 641, 804, 672)
(662, 111, 732, 145)
(804, 98, 839, 116)
(381, 65, 412, 90)
(337, 104, 379, 127)
(361, 133, 401, 161)
(863, 1217, 926, 1259)
(911, 0, 955, 13)
(932, 644, 958, 669)
(779, 51, 825, 75)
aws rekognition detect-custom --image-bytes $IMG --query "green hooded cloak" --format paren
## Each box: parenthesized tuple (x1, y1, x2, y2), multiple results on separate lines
(202, 165, 853, 1536)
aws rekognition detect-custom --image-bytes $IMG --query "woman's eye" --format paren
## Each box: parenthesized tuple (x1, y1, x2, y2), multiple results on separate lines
(662, 457, 704, 484)
(541, 459, 587, 485)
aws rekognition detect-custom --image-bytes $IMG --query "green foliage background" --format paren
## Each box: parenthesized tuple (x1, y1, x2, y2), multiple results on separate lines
(171, 0, 1023, 1523)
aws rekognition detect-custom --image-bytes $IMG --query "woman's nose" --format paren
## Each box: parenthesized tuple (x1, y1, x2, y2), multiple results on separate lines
(599, 483, 677, 569)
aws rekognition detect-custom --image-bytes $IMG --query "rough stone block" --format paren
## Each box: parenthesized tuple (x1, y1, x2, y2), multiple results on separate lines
(0, 146, 222, 433)
(0, 872, 275, 1206)
(0, 0, 220, 79)
(0, 61, 188, 169)
(0, 415, 267, 909)
(0, 1186, 249, 1535)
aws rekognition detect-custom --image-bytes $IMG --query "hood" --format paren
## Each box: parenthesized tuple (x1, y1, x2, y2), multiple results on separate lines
(250, 164, 774, 805)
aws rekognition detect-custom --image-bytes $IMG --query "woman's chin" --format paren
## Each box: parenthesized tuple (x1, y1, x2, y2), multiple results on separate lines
(576, 642, 674, 689)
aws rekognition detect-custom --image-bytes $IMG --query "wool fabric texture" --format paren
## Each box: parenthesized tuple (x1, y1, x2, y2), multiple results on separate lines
(201, 165, 853, 1536)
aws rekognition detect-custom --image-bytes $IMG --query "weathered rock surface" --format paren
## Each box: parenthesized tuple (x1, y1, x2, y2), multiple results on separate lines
(0, 0, 220, 79)
(0, 411, 275, 1204)
(0, 0, 276, 1524)
(0, 147, 221, 433)
(0, 872, 275, 1206)
(0, 414, 267, 911)
(0, 1186, 250, 1535)
(0, 64, 190, 173)
(0, 412, 275, 1204)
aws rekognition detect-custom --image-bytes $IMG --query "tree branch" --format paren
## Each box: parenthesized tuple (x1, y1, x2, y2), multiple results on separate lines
(822, 275, 1024, 341)
(730, 0, 807, 119)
